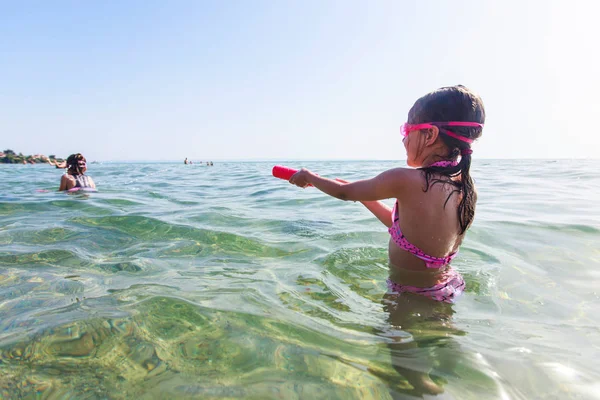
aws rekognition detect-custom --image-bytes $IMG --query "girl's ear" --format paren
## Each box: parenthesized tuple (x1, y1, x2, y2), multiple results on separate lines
(423, 126, 440, 146)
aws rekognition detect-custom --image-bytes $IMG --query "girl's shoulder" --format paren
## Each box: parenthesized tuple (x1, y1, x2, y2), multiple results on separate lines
(369, 167, 429, 200)
(380, 167, 426, 184)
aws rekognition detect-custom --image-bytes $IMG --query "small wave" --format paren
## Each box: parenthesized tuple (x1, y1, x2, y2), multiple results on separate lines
(69, 215, 290, 257)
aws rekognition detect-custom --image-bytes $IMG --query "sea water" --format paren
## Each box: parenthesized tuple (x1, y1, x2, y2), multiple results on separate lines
(0, 160, 599, 399)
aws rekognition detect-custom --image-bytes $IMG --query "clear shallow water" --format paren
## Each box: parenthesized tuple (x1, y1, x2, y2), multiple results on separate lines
(0, 160, 599, 399)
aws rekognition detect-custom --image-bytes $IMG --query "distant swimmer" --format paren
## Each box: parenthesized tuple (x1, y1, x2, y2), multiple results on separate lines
(59, 153, 96, 191)
(184, 158, 188, 165)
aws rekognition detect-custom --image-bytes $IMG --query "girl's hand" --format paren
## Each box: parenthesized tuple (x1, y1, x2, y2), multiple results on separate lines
(289, 168, 312, 188)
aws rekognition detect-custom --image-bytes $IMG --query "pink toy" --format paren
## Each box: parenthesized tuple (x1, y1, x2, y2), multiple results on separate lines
(272, 165, 315, 187)
(272, 165, 298, 181)
(272, 165, 347, 187)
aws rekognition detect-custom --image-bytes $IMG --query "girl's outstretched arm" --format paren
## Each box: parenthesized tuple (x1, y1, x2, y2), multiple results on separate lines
(289, 168, 409, 202)
(335, 178, 393, 227)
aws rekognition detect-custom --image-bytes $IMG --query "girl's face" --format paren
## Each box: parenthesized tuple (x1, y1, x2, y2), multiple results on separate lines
(403, 131, 422, 168)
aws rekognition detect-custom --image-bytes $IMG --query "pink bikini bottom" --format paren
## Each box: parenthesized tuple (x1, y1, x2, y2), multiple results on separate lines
(387, 267, 465, 304)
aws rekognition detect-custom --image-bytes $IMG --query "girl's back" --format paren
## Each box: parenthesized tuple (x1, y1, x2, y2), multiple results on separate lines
(390, 169, 470, 271)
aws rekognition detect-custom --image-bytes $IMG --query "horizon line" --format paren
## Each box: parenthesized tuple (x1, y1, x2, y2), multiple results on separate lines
(81, 157, 600, 163)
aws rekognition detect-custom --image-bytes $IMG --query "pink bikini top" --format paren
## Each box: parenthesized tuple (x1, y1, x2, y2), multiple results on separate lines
(387, 159, 459, 268)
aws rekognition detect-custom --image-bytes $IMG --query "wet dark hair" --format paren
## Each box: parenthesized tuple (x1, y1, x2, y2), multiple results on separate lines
(66, 153, 86, 176)
(408, 85, 485, 234)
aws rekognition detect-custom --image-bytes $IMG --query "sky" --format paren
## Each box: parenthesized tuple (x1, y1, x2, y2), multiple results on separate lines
(1, 0, 598, 161)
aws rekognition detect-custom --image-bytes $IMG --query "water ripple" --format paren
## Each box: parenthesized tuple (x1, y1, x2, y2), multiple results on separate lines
(0, 160, 598, 399)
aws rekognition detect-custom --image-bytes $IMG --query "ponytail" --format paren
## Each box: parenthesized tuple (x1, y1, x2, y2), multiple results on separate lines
(420, 144, 476, 235)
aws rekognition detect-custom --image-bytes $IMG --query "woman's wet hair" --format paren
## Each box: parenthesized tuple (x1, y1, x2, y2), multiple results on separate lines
(66, 153, 86, 176)
(408, 85, 486, 234)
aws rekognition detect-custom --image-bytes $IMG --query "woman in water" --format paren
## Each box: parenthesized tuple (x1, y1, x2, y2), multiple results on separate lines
(58, 153, 96, 191)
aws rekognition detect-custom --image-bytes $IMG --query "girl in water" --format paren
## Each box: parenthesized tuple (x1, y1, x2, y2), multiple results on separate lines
(289, 85, 484, 303)
(58, 153, 96, 191)
(290, 85, 485, 395)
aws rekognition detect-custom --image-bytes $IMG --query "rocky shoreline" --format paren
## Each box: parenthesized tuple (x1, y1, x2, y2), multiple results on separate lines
(1, 149, 65, 165)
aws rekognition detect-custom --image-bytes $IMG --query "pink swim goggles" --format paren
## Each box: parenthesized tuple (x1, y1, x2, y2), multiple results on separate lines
(401, 121, 483, 144)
